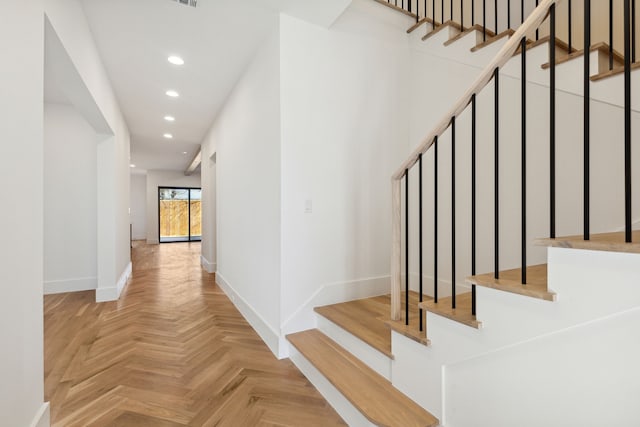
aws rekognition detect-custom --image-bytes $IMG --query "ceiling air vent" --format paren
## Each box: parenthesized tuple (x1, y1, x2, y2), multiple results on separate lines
(172, 0, 197, 8)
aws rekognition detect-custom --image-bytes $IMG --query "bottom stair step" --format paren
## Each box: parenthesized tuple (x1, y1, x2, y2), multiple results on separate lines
(287, 329, 439, 427)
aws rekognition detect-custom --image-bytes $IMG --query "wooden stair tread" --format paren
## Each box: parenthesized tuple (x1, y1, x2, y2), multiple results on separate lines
(592, 61, 640, 82)
(444, 24, 490, 46)
(535, 230, 640, 254)
(315, 296, 394, 358)
(467, 264, 556, 301)
(384, 291, 432, 346)
(287, 329, 439, 427)
(374, 0, 417, 19)
(470, 28, 512, 52)
(421, 20, 462, 42)
(526, 35, 574, 53)
(419, 293, 481, 329)
(407, 16, 437, 34)
(541, 41, 624, 70)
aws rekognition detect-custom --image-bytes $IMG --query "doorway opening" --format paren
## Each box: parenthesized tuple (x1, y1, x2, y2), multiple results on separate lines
(158, 187, 202, 243)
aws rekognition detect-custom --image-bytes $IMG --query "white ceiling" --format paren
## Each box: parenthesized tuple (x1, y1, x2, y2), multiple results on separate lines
(79, 0, 352, 174)
(80, 0, 280, 173)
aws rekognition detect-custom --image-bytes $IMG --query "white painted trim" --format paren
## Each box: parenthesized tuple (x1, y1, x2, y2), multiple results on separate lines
(95, 262, 131, 302)
(29, 402, 50, 427)
(200, 255, 216, 273)
(280, 275, 390, 336)
(288, 344, 374, 427)
(215, 272, 282, 358)
(44, 276, 96, 294)
(116, 262, 132, 297)
(146, 238, 159, 245)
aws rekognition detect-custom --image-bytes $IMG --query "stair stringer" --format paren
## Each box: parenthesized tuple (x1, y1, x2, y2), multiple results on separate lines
(391, 247, 640, 425)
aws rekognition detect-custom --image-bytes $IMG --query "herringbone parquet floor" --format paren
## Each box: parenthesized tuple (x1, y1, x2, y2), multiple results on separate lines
(44, 242, 346, 426)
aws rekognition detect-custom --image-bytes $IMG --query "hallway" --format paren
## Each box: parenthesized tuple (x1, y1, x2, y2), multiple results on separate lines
(44, 242, 345, 426)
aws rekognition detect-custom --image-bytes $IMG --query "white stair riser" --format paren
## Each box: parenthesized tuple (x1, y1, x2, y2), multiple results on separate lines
(317, 315, 393, 380)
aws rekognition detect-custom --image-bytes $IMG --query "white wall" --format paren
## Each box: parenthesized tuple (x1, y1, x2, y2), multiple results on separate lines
(201, 20, 283, 356)
(145, 170, 201, 244)
(44, 103, 98, 294)
(279, 0, 414, 337)
(130, 173, 147, 240)
(0, 2, 48, 427)
(199, 0, 419, 357)
(200, 140, 217, 273)
(45, 0, 131, 302)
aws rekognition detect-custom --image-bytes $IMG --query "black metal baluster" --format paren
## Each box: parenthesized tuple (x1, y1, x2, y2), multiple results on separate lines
(432, 0, 436, 25)
(626, 0, 633, 242)
(461, 0, 464, 30)
(550, 4, 556, 239)
(434, 136, 439, 303)
(610, 0, 614, 70)
(633, 0, 637, 62)
(472, 0, 475, 26)
(508, 0, 511, 30)
(442, 0, 444, 24)
(483, 0, 487, 41)
(495, 0, 498, 33)
(450, 0, 453, 21)
(494, 67, 500, 279)
(451, 116, 456, 309)
(521, 0, 524, 24)
(568, 0, 573, 52)
(419, 154, 424, 331)
(535, 0, 539, 40)
(405, 168, 410, 325)
(584, 0, 591, 241)
(471, 93, 477, 316)
(521, 37, 527, 285)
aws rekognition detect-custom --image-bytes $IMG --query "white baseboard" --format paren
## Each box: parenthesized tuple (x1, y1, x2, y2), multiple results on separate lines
(215, 272, 282, 358)
(44, 277, 97, 295)
(280, 276, 390, 337)
(200, 255, 216, 273)
(146, 238, 159, 245)
(288, 345, 374, 427)
(29, 402, 50, 427)
(96, 262, 132, 303)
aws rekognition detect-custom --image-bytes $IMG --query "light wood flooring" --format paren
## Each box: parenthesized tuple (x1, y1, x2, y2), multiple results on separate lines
(44, 242, 345, 427)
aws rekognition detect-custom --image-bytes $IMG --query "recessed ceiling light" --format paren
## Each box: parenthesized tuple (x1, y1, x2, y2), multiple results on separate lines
(166, 90, 179, 98)
(130, 164, 136, 168)
(183, 151, 188, 154)
(163, 133, 173, 139)
(168, 55, 184, 66)
(164, 115, 175, 122)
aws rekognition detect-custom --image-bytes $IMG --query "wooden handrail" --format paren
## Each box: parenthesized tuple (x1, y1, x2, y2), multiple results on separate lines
(390, 0, 561, 321)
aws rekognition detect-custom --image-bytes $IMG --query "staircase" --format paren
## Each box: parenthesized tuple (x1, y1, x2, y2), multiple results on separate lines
(286, 1, 640, 426)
